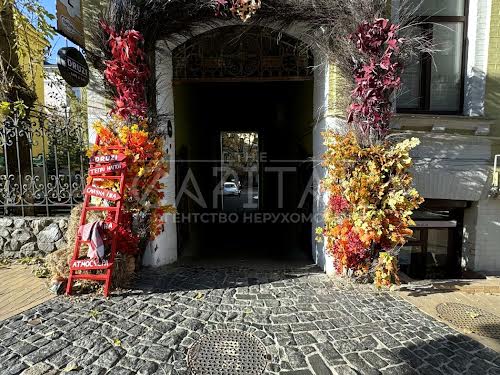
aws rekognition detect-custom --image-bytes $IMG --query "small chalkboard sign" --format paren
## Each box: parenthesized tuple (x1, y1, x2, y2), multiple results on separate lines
(57, 47, 89, 87)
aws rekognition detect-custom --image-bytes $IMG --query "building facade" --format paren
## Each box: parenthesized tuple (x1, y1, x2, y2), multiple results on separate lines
(85, 0, 500, 277)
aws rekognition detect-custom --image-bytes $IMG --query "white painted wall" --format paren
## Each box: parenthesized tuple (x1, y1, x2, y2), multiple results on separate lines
(86, 66, 109, 143)
(43, 66, 67, 114)
(142, 41, 177, 267)
(406, 133, 494, 201)
(464, 197, 500, 275)
(464, 0, 492, 116)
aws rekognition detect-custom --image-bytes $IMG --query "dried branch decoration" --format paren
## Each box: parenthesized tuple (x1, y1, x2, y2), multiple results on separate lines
(89, 0, 433, 128)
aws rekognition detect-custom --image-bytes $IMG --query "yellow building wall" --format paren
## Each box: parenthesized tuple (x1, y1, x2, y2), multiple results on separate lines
(328, 64, 350, 118)
(14, 10, 47, 107)
(485, 0, 500, 134)
(13, 12, 48, 158)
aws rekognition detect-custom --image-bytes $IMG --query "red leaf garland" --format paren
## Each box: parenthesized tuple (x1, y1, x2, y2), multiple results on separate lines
(347, 18, 403, 137)
(101, 22, 150, 120)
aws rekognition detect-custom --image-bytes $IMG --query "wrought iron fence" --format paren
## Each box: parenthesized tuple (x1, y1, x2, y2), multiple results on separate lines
(0, 109, 89, 216)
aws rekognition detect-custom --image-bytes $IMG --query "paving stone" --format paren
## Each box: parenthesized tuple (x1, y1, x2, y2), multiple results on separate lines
(344, 352, 380, 375)
(293, 332, 317, 346)
(137, 360, 159, 374)
(94, 348, 123, 369)
(418, 365, 444, 375)
(308, 353, 333, 375)
(285, 347, 308, 369)
(105, 366, 135, 375)
(316, 342, 345, 366)
(4, 361, 28, 375)
(0, 264, 498, 374)
(360, 351, 388, 369)
(380, 364, 418, 375)
(20, 362, 57, 375)
(142, 345, 173, 362)
(10, 341, 37, 356)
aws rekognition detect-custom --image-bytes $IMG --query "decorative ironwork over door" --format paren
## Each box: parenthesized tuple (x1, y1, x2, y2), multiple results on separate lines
(172, 26, 314, 81)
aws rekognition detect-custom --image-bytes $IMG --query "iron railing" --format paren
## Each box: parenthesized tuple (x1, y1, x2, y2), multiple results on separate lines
(0, 109, 89, 216)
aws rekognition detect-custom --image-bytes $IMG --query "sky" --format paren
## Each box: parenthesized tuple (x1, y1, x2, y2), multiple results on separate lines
(40, 0, 77, 64)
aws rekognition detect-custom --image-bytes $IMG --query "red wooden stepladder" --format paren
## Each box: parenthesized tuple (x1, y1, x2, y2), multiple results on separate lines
(66, 140, 127, 297)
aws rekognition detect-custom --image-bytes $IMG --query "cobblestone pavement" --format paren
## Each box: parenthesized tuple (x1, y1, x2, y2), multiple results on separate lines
(1, 263, 499, 375)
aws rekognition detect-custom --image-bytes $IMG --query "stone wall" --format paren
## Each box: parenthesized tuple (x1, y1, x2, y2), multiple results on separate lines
(0, 216, 68, 258)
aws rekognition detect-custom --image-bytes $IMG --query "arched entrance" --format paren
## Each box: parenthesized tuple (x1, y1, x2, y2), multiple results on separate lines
(172, 26, 314, 260)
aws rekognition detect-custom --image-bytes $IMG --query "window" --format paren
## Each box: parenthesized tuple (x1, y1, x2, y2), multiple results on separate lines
(397, 0, 467, 114)
(398, 203, 465, 279)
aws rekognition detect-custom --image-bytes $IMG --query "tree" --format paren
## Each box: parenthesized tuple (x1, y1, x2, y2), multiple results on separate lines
(0, 0, 55, 104)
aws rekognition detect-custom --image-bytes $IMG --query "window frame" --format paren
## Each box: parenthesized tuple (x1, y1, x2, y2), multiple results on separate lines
(397, 2, 469, 115)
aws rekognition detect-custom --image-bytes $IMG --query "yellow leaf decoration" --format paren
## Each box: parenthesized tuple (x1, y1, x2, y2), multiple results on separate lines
(317, 131, 423, 286)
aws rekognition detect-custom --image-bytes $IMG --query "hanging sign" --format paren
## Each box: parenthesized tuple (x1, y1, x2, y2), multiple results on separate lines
(91, 153, 127, 164)
(84, 186, 121, 201)
(57, 47, 89, 87)
(56, 0, 85, 47)
(71, 259, 109, 270)
(88, 162, 127, 176)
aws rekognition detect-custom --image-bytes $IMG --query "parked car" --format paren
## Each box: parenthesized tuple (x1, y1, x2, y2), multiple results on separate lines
(223, 182, 240, 196)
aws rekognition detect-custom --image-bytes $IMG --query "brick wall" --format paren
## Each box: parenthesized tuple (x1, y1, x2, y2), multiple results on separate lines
(485, 0, 500, 135)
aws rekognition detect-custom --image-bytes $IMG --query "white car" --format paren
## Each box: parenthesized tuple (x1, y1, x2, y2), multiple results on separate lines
(223, 182, 240, 196)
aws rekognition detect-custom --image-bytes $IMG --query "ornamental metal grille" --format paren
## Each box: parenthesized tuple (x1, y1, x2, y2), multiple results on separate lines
(436, 302, 500, 339)
(173, 26, 314, 81)
(187, 330, 269, 375)
(0, 110, 89, 216)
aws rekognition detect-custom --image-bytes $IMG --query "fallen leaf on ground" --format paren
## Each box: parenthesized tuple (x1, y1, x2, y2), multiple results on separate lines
(194, 292, 204, 299)
(63, 361, 81, 372)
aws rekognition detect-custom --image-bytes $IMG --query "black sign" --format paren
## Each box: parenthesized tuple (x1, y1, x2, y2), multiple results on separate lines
(57, 47, 89, 87)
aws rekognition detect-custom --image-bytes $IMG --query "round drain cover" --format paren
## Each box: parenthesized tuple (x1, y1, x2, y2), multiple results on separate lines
(188, 330, 268, 375)
(436, 302, 500, 339)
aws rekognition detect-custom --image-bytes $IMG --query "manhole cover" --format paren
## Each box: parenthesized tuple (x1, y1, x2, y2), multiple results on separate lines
(188, 330, 268, 375)
(436, 302, 500, 339)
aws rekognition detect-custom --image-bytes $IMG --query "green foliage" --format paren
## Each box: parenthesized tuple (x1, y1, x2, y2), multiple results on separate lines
(0, 100, 28, 119)
(12, 0, 55, 39)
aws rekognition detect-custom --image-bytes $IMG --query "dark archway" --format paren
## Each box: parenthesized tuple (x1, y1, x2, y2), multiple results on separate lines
(172, 26, 314, 261)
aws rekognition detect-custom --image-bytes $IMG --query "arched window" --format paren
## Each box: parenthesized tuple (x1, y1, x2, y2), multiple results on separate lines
(172, 26, 314, 82)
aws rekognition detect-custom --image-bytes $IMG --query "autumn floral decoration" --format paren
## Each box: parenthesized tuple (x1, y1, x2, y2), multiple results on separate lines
(88, 23, 174, 254)
(215, 0, 261, 21)
(100, 22, 150, 120)
(317, 18, 424, 287)
(348, 18, 402, 139)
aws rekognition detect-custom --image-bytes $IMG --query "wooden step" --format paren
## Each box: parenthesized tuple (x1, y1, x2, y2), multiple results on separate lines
(71, 273, 108, 281)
